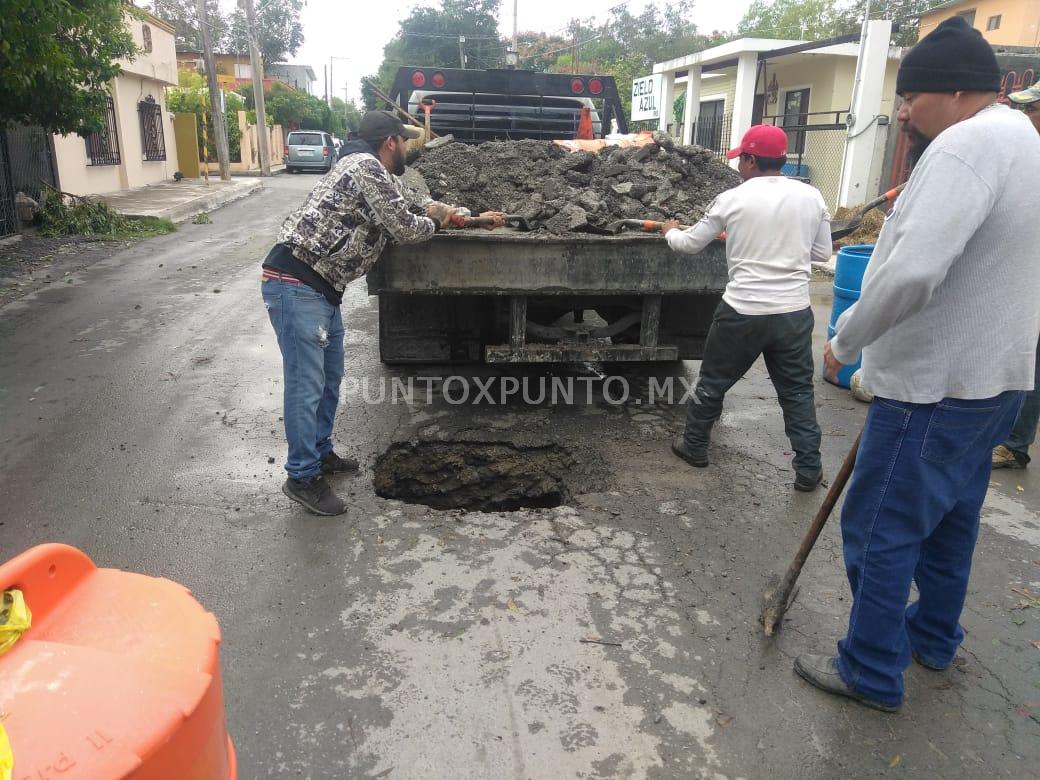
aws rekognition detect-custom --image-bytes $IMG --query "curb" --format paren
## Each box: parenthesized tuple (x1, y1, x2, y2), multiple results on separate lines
(114, 180, 265, 224)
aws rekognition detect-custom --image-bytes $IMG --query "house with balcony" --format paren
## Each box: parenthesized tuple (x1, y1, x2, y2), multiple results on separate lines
(51, 10, 180, 195)
(265, 64, 318, 95)
(176, 50, 284, 92)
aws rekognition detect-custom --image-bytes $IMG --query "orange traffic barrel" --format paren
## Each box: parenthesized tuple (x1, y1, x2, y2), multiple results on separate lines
(0, 543, 236, 779)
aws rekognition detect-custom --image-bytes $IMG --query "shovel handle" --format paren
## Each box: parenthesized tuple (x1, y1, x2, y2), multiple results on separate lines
(762, 430, 862, 636)
(448, 213, 524, 229)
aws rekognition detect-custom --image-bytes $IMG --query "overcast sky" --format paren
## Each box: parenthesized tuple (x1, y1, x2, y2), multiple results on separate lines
(283, 0, 756, 102)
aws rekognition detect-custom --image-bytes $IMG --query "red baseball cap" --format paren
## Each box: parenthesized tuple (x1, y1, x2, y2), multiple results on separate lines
(725, 125, 788, 159)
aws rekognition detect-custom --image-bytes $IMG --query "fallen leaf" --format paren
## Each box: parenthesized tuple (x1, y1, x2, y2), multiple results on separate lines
(1012, 616, 1026, 626)
(716, 714, 734, 727)
(1032, 640, 1040, 651)
(507, 599, 521, 613)
(888, 754, 902, 768)
(1017, 485, 1025, 492)
(376, 534, 383, 544)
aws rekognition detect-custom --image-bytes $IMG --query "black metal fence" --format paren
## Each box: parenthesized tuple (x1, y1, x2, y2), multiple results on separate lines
(630, 111, 733, 157)
(84, 96, 121, 167)
(138, 97, 167, 162)
(762, 110, 848, 210)
(694, 111, 733, 159)
(0, 124, 58, 237)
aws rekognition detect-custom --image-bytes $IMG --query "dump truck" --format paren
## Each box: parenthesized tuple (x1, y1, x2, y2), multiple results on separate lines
(367, 67, 728, 365)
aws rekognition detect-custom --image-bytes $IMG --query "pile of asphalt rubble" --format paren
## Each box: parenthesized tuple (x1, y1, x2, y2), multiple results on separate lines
(410, 131, 741, 235)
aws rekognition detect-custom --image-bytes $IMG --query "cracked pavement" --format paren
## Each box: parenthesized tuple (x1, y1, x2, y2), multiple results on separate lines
(1, 175, 1038, 778)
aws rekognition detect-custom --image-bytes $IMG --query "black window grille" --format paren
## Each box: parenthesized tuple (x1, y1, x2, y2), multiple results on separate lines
(142, 24, 153, 53)
(84, 95, 121, 166)
(138, 96, 166, 161)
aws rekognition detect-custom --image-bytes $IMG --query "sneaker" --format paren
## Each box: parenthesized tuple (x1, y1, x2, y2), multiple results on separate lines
(320, 450, 360, 474)
(911, 650, 948, 671)
(282, 475, 347, 516)
(794, 470, 823, 492)
(671, 435, 708, 467)
(992, 444, 1026, 470)
(794, 654, 900, 713)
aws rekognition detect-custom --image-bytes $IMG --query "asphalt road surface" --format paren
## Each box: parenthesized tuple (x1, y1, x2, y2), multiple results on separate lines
(2, 174, 1038, 778)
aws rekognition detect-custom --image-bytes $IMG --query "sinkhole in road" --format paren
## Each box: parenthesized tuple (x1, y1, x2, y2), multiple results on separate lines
(373, 439, 584, 512)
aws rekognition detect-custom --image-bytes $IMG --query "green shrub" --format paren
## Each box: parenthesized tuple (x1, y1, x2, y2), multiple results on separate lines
(40, 193, 175, 238)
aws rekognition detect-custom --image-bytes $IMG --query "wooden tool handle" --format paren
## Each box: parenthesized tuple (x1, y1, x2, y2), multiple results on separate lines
(794, 430, 861, 570)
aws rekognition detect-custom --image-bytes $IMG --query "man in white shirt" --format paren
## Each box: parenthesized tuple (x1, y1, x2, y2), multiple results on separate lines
(663, 125, 832, 491)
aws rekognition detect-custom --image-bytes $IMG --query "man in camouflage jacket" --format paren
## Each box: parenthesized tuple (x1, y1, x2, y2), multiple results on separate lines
(261, 110, 486, 516)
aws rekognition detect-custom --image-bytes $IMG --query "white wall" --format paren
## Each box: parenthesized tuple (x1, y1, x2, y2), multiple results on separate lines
(53, 13, 179, 195)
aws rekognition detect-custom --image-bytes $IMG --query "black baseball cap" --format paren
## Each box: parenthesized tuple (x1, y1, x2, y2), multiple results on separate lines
(358, 110, 422, 143)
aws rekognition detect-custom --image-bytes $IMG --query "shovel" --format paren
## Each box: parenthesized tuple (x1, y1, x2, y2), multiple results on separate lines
(606, 218, 688, 234)
(760, 430, 862, 636)
(613, 181, 906, 241)
(829, 183, 906, 241)
(448, 213, 531, 230)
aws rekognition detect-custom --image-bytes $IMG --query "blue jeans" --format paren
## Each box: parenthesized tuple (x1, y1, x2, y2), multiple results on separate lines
(261, 278, 344, 480)
(1003, 339, 1039, 464)
(836, 391, 1024, 706)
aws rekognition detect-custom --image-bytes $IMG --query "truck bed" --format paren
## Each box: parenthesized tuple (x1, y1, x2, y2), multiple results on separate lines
(367, 230, 728, 364)
(367, 230, 728, 295)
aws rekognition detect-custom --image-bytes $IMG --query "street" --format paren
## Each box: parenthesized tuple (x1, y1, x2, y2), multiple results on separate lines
(1, 174, 1038, 778)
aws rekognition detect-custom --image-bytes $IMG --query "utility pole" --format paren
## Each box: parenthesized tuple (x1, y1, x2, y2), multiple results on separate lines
(512, 0, 518, 54)
(329, 57, 334, 108)
(458, 35, 466, 69)
(197, 0, 230, 180)
(573, 23, 580, 74)
(242, 0, 271, 176)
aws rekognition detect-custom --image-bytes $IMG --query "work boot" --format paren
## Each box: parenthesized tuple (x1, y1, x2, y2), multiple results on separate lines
(992, 444, 1026, 470)
(671, 435, 708, 467)
(321, 450, 360, 474)
(794, 470, 823, 492)
(282, 475, 347, 516)
(793, 654, 900, 713)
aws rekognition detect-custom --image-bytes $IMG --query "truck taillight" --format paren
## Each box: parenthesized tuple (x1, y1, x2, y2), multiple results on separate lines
(588, 78, 603, 95)
(570, 78, 584, 94)
(431, 71, 446, 88)
(412, 70, 426, 88)
(283, 145, 288, 156)
(323, 147, 329, 157)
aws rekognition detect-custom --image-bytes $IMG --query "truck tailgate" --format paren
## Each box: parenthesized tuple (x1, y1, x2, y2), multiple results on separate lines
(368, 231, 728, 295)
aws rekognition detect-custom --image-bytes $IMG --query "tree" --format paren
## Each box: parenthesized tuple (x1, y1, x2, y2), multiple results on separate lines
(515, 32, 572, 73)
(264, 82, 342, 134)
(168, 72, 245, 160)
(0, 0, 138, 133)
(363, 0, 504, 110)
(331, 97, 363, 134)
(227, 0, 304, 63)
(737, 0, 849, 41)
(146, 0, 228, 52)
(544, 2, 712, 116)
(738, 0, 951, 46)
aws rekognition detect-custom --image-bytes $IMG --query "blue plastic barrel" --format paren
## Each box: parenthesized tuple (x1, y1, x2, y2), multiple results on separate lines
(826, 244, 875, 388)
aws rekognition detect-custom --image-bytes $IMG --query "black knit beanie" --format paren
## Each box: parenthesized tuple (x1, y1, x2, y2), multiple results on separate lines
(897, 16, 1000, 93)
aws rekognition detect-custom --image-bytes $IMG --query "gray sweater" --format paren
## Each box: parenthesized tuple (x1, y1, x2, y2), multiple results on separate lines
(831, 104, 1040, 403)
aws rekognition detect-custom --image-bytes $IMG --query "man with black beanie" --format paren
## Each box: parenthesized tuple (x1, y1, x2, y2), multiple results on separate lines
(261, 110, 500, 516)
(794, 17, 1040, 711)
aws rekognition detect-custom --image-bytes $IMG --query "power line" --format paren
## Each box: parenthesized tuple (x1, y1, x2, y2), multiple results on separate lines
(398, 32, 502, 40)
